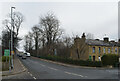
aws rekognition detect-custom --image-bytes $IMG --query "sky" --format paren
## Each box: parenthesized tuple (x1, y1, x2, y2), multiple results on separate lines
(0, 0, 119, 51)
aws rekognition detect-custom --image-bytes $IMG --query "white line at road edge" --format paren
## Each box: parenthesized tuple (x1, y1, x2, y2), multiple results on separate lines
(18, 59, 26, 71)
(65, 71, 72, 74)
(30, 73, 33, 76)
(33, 77, 37, 79)
(64, 71, 84, 77)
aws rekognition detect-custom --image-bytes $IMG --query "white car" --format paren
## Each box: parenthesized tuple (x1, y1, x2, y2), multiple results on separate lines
(24, 52, 31, 57)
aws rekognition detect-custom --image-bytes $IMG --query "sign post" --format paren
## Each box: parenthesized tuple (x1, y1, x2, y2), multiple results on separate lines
(4, 49, 10, 56)
(4, 49, 10, 63)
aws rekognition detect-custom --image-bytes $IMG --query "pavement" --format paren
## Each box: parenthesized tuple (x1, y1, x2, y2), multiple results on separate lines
(2, 55, 27, 76)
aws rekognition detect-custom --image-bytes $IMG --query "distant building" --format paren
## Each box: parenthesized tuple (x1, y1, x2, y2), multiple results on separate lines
(70, 33, 120, 61)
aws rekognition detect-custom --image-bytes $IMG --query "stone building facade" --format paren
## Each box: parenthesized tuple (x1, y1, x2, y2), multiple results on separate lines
(70, 33, 120, 61)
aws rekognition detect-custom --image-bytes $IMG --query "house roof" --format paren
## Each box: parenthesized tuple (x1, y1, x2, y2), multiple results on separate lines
(85, 39, 119, 46)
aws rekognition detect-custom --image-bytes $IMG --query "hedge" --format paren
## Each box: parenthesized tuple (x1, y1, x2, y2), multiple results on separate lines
(1, 56, 11, 62)
(101, 54, 119, 67)
(38, 55, 102, 67)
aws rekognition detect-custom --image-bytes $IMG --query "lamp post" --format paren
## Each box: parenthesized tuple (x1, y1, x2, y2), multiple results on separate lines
(11, 7, 15, 69)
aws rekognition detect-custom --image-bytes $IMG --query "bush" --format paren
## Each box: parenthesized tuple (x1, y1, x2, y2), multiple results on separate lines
(2, 56, 11, 62)
(101, 54, 119, 67)
(39, 55, 102, 67)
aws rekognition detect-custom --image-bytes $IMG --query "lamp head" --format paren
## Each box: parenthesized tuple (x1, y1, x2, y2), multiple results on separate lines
(11, 7, 15, 9)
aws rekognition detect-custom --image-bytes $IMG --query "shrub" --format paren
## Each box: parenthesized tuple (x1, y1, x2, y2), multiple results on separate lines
(39, 55, 102, 67)
(101, 54, 119, 67)
(2, 56, 11, 62)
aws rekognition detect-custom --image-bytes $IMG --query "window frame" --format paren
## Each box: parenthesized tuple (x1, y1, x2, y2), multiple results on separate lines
(92, 47, 95, 53)
(103, 48, 106, 54)
(115, 48, 117, 54)
(98, 47, 101, 53)
(108, 48, 110, 54)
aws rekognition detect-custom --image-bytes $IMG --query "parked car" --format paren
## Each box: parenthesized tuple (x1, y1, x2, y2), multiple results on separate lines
(24, 52, 31, 57)
(18, 53, 23, 57)
(22, 54, 26, 59)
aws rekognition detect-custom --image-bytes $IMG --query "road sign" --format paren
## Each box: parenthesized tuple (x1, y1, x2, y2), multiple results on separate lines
(4, 49, 10, 56)
(11, 51, 14, 54)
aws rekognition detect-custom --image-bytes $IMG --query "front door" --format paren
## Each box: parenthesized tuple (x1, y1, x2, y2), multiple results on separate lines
(93, 56, 95, 61)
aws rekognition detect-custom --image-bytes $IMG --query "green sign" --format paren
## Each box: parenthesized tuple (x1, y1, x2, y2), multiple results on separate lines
(4, 49, 10, 56)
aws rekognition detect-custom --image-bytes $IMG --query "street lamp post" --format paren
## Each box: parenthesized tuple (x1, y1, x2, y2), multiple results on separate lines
(11, 7, 15, 69)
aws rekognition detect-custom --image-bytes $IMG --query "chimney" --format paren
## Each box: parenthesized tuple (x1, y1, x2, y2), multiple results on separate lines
(110, 40, 115, 43)
(118, 39, 120, 43)
(81, 33, 86, 40)
(74, 36, 80, 44)
(95, 39, 99, 41)
(103, 37, 109, 42)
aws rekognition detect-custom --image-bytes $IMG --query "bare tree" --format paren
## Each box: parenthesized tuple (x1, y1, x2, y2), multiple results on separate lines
(86, 33, 94, 39)
(31, 25, 43, 55)
(2, 29, 21, 49)
(63, 36, 73, 48)
(3, 12, 24, 37)
(24, 32, 34, 52)
(24, 35, 29, 52)
(40, 13, 63, 46)
(28, 32, 33, 51)
(2, 12, 24, 49)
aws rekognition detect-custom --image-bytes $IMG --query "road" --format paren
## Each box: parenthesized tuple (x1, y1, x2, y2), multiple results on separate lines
(3, 56, 119, 80)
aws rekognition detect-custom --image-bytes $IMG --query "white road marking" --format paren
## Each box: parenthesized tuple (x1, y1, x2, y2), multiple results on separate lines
(30, 73, 33, 76)
(71, 73, 83, 77)
(18, 59, 26, 70)
(40, 64, 45, 67)
(65, 71, 72, 74)
(85, 76, 87, 77)
(33, 77, 37, 79)
(28, 72, 36, 79)
(48, 67, 58, 71)
(64, 71, 83, 77)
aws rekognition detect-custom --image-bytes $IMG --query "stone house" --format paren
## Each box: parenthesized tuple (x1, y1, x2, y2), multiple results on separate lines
(70, 33, 120, 61)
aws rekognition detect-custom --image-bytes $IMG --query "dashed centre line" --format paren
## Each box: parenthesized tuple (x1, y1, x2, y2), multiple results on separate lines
(48, 67, 58, 71)
(64, 71, 84, 77)
(30, 73, 33, 76)
(40, 64, 46, 67)
(37, 63, 85, 78)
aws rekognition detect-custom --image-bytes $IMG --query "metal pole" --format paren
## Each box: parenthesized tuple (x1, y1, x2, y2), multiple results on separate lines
(11, 7, 15, 69)
(9, 40, 11, 71)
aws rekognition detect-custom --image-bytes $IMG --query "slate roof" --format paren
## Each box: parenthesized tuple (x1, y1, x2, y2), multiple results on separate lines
(85, 39, 120, 46)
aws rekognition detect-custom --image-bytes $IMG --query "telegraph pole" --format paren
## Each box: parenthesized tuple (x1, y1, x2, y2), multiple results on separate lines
(11, 7, 15, 69)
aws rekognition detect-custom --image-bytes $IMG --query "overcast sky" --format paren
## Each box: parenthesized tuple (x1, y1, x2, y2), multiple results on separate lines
(0, 1, 118, 51)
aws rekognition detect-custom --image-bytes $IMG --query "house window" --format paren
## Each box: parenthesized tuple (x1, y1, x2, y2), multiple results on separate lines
(103, 48, 106, 53)
(119, 48, 120, 54)
(93, 47, 95, 53)
(98, 47, 101, 53)
(108, 48, 110, 53)
(115, 48, 117, 54)
(111, 47, 113, 54)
